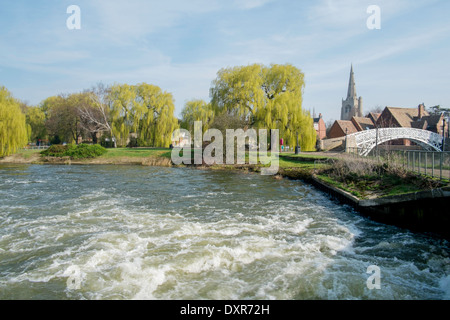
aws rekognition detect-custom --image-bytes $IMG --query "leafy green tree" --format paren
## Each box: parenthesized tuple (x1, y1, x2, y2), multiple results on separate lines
(210, 63, 316, 151)
(109, 83, 178, 147)
(210, 64, 265, 125)
(26, 106, 47, 143)
(180, 99, 215, 134)
(108, 84, 137, 147)
(136, 83, 179, 147)
(45, 94, 85, 144)
(0, 86, 28, 157)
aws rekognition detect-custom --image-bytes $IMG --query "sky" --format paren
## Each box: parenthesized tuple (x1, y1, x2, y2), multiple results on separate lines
(1, 0, 449, 123)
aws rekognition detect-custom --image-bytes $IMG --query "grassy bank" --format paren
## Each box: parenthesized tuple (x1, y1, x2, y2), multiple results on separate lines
(98, 148, 172, 159)
(0, 147, 173, 165)
(314, 157, 449, 199)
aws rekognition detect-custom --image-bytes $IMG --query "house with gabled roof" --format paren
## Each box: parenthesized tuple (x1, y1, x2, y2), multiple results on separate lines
(352, 117, 376, 131)
(367, 112, 380, 124)
(375, 104, 448, 145)
(327, 119, 359, 139)
(324, 64, 448, 146)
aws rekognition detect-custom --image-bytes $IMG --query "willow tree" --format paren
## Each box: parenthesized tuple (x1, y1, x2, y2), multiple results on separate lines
(109, 83, 178, 147)
(210, 64, 265, 125)
(108, 84, 137, 147)
(210, 63, 316, 151)
(0, 87, 28, 157)
(180, 99, 215, 135)
(260, 64, 316, 151)
(26, 106, 47, 143)
(136, 83, 178, 147)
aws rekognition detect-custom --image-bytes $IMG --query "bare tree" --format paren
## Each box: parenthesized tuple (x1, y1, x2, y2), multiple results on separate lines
(325, 119, 335, 138)
(366, 105, 384, 117)
(78, 83, 117, 148)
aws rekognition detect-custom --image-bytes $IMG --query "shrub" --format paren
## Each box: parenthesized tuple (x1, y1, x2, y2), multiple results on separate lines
(319, 156, 446, 195)
(41, 144, 107, 159)
(40, 144, 69, 157)
(65, 144, 107, 159)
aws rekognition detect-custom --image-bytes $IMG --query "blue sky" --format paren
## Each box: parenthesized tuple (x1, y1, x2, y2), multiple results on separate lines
(1, 0, 449, 123)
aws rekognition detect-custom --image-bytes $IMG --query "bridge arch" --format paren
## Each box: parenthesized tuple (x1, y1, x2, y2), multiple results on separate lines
(346, 128, 443, 156)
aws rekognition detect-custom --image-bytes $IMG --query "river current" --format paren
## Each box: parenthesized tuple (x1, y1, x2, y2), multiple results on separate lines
(0, 164, 449, 300)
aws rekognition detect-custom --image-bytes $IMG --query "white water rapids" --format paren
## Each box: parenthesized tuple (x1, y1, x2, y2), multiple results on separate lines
(0, 164, 449, 300)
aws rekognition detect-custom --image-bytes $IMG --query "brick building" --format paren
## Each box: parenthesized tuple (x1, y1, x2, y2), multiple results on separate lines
(313, 113, 327, 140)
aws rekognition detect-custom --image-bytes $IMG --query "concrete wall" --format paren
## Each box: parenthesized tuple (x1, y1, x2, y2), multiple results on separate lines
(310, 177, 450, 239)
(319, 137, 346, 151)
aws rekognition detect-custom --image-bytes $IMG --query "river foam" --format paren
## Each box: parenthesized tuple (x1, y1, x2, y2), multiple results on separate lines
(0, 164, 449, 300)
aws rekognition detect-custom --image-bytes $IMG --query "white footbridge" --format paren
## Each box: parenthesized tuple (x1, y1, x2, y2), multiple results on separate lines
(345, 128, 444, 156)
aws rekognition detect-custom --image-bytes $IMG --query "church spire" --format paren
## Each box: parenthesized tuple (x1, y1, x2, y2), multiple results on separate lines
(347, 64, 356, 99)
(341, 64, 363, 120)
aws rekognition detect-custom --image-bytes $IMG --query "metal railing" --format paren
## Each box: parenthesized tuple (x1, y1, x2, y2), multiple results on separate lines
(24, 146, 49, 150)
(345, 147, 450, 181)
(405, 151, 450, 181)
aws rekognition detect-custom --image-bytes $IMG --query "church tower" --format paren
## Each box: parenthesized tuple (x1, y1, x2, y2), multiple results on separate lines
(341, 65, 363, 120)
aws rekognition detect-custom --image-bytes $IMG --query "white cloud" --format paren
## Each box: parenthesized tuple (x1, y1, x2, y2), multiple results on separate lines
(1, 0, 449, 121)
(89, 0, 222, 42)
(307, 0, 439, 31)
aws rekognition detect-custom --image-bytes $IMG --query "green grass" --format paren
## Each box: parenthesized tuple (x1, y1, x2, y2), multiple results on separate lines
(279, 153, 329, 160)
(317, 166, 449, 200)
(316, 174, 364, 198)
(15, 149, 41, 159)
(99, 148, 172, 159)
(382, 184, 423, 197)
(278, 157, 324, 169)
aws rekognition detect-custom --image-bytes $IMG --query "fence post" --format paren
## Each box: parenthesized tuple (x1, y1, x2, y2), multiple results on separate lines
(417, 152, 422, 174)
(425, 152, 427, 176)
(440, 152, 443, 180)
(432, 152, 435, 178)
(403, 151, 406, 170)
(447, 152, 450, 180)
(408, 151, 410, 171)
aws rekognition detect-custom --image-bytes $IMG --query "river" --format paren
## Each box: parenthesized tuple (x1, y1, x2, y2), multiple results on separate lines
(0, 164, 449, 300)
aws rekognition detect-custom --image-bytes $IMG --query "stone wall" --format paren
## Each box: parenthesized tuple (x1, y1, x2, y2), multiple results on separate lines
(319, 137, 346, 151)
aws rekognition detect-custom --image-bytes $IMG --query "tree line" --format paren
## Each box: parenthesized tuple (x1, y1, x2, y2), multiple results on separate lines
(0, 63, 317, 157)
(182, 63, 317, 152)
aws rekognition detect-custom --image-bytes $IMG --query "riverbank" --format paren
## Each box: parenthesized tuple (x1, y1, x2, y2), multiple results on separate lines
(0, 148, 173, 166)
(309, 175, 450, 239)
(2, 147, 448, 196)
(2, 147, 449, 239)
